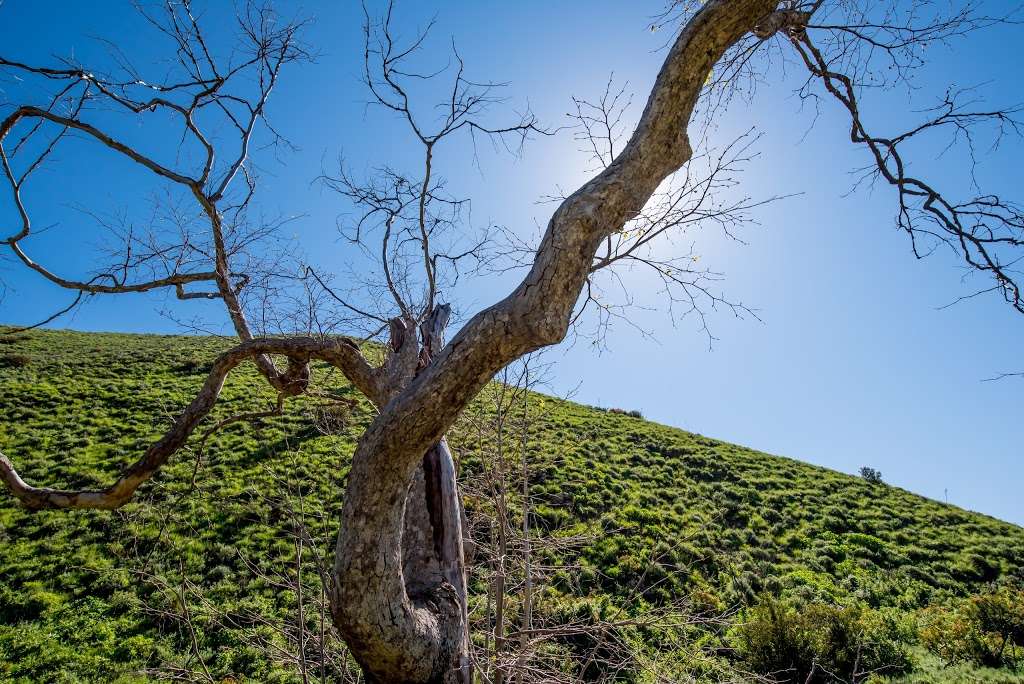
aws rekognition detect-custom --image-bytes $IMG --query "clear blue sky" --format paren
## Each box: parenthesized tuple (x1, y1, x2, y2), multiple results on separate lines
(1, 2, 1021, 525)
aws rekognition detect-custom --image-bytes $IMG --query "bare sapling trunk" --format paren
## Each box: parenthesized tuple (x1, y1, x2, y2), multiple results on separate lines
(516, 382, 533, 684)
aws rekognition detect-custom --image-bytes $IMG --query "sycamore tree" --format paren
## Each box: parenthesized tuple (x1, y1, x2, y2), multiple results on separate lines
(1, 1, 1022, 682)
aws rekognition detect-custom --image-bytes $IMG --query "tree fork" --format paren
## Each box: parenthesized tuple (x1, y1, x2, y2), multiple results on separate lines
(336, 304, 471, 683)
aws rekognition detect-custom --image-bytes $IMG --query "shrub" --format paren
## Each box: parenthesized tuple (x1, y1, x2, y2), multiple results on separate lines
(730, 596, 914, 682)
(0, 352, 31, 369)
(919, 604, 990, 666)
(921, 586, 1024, 668)
(972, 586, 1024, 649)
(607, 408, 643, 418)
(859, 467, 883, 484)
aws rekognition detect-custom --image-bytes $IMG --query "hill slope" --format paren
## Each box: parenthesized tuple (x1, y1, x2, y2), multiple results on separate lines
(0, 328, 1022, 682)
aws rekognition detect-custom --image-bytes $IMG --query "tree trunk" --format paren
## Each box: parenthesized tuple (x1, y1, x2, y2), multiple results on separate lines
(332, 306, 471, 684)
(329, 2, 780, 680)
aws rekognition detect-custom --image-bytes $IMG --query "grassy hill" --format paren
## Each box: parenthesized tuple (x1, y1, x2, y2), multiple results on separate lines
(0, 328, 1022, 683)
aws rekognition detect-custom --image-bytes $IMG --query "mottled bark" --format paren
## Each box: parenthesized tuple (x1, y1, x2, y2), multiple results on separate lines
(337, 305, 470, 683)
(400, 332, 471, 682)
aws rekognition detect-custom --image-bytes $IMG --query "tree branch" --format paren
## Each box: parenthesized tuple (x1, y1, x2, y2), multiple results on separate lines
(0, 335, 378, 510)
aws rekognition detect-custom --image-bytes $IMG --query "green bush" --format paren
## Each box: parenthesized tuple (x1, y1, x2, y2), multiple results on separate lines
(860, 467, 884, 485)
(730, 596, 914, 682)
(920, 585, 1024, 669)
(919, 604, 990, 666)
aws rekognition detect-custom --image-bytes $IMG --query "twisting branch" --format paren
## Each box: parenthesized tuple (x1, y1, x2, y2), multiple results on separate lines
(0, 334, 378, 510)
(778, 10, 1024, 313)
(565, 78, 779, 345)
(0, 0, 311, 388)
(330, 3, 781, 681)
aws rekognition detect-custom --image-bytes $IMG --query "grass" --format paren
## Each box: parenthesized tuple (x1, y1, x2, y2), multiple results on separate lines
(0, 327, 1021, 682)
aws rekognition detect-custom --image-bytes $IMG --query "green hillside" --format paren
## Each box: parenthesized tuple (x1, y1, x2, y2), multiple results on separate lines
(0, 328, 1022, 683)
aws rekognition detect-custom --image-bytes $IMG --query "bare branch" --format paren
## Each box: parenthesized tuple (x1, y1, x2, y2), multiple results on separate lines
(0, 335, 377, 510)
(788, 21, 1024, 313)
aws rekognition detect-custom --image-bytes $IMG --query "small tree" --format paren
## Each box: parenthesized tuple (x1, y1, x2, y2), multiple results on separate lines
(2, 1, 1023, 681)
(859, 467, 884, 485)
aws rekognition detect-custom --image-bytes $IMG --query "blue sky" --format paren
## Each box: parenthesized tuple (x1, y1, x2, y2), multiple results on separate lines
(1, 2, 1022, 525)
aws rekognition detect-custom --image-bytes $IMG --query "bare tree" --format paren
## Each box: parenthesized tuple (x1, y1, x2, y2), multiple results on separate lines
(2, 1, 1023, 682)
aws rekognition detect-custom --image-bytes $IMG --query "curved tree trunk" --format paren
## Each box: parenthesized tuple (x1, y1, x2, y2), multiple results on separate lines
(329, 2, 780, 681)
(333, 305, 471, 683)
(333, 439, 470, 684)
